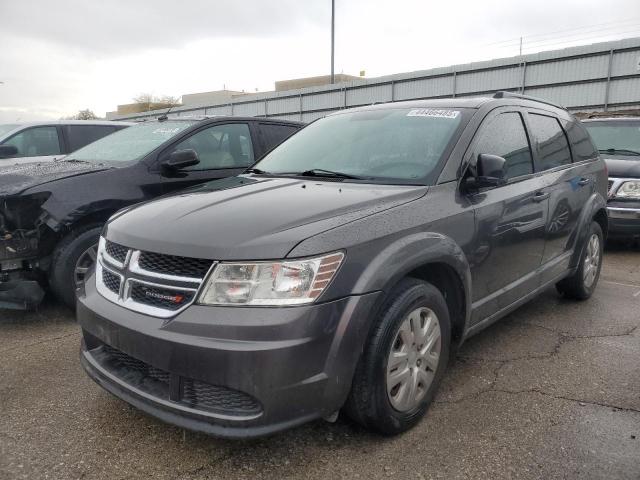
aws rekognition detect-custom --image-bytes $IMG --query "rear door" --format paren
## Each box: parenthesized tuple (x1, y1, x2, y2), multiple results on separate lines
(466, 108, 549, 323)
(158, 121, 256, 193)
(524, 110, 594, 284)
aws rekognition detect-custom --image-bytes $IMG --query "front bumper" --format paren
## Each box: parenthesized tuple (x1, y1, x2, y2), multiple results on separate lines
(77, 271, 381, 438)
(607, 204, 640, 238)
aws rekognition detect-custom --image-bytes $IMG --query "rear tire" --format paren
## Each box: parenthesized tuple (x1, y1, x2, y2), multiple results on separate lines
(556, 221, 603, 300)
(344, 278, 451, 435)
(49, 224, 103, 308)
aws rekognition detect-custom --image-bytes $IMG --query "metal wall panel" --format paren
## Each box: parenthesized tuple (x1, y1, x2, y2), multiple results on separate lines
(232, 101, 266, 117)
(394, 76, 453, 100)
(525, 81, 608, 108)
(525, 55, 609, 86)
(346, 84, 392, 106)
(205, 105, 232, 116)
(302, 91, 343, 111)
(457, 66, 521, 93)
(608, 77, 640, 104)
(611, 50, 640, 77)
(266, 96, 300, 115)
(301, 110, 335, 122)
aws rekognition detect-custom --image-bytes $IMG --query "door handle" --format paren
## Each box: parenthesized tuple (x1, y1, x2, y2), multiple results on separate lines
(577, 177, 590, 186)
(532, 192, 550, 202)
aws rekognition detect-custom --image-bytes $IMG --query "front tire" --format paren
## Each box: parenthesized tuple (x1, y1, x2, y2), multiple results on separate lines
(49, 224, 103, 308)
(344, 278, 451, 435)
(556, 221, 603, 300)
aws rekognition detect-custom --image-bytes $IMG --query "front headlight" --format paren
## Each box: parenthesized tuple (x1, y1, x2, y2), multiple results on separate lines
(615, 180, 640, 199)
(198, 252, 344, 306)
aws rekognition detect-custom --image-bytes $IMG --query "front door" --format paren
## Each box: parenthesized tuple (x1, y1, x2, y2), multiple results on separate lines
(466, 110, 548, 323)
(160, 122, 255, 194)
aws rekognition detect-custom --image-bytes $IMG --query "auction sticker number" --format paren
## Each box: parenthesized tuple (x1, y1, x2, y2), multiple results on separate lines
(407, 109, 460, 119)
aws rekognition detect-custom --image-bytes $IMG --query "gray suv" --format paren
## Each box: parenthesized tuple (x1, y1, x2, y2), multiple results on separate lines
(78, 92, 608, 438)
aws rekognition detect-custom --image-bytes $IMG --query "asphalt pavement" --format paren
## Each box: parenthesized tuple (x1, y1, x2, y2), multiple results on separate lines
(1, 246, 638, 480)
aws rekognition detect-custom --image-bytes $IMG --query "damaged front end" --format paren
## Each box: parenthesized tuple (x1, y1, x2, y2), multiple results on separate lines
(0, 193, 55, 309)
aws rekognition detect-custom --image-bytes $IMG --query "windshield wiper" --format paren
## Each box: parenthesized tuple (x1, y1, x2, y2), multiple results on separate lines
(599, 148, 640, 156)
(299, 168, 363, 180)
(244, 167, 271, 175)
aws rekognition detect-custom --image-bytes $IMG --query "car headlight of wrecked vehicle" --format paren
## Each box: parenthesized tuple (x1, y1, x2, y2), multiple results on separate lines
(198, 252, 344, 306)
(613, 180, 640, 199)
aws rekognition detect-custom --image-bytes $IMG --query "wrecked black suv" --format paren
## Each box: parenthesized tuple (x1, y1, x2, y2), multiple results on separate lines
(79, 93, 607, 438)
(0, 116, 302, 308)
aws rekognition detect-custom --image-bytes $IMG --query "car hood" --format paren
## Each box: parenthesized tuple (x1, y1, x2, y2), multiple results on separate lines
(0, 160, 109, 196)
(105, 176, 427, 260)
(604, 157, 640, 178)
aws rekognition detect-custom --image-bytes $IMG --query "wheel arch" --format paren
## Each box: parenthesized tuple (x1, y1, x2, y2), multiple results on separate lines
(569, 193, 608, 269)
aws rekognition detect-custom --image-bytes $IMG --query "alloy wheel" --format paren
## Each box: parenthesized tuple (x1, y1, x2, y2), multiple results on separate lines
(74, 243, 98, 289)
(582, 233, 600, 288)
(386, 307, 441, 412)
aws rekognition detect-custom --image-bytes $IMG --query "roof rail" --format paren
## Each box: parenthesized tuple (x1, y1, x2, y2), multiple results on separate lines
(493, 91, 565, 110)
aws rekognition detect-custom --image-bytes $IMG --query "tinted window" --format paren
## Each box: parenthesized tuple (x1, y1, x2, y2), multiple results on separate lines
(69, 121, 196, 164)
(474, 112, 533, 180)
(0, 124, 19, 137)
(562, 120, 598, 161)
(255, 108, 468, 184)
(528, 114, 572, 171)
(3, 126, 61, 157)
(259, 123, 299, 151)
(172, 123, 254, 170)
(583, 121, 640, 154)
(65, 125, 118, 152)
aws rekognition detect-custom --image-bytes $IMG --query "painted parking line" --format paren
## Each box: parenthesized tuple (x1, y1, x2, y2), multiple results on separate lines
(602, 280, 640, 290)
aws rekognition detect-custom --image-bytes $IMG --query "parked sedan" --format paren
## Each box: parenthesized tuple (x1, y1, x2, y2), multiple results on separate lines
(0, 116, 303, 308)
(0, 121, 133, 164)
(583, 117, 640, 239)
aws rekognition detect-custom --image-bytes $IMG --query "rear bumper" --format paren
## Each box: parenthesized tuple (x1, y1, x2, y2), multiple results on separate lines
(607, 206, 640, 237)
(77, 271, 381, 438)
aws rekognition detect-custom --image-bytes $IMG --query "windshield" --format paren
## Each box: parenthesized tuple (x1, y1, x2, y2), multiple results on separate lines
(0, 124, 19, 138)
(584, 121, 640, 156)
(67, 120, 196, 164)
(254, 107, 468, 184)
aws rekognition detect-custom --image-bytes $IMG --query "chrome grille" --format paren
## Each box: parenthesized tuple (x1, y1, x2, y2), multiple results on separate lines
(95, 237, 214, 318)
(608, 180, 614, 193)
(102, 268, 121, 294)
(105, 240, 128, 263)
(138, 251, 212, 279)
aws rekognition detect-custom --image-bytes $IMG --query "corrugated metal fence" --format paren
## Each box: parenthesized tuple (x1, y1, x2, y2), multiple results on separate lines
(114, 37, 640, 122)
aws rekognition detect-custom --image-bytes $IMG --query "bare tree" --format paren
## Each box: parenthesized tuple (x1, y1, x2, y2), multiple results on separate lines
(132, 93, 180, 111)
(63, 109, 99, 120)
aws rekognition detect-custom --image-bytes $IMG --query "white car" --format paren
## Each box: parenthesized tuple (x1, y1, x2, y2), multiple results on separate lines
(0, 120, 133, 165)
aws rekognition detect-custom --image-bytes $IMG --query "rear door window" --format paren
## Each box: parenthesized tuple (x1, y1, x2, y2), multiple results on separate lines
(562, 120, 598, 162)
(65, 125, 118, 152)
(473, 112, 533, 180)
(259, 123, 299, 152)
(2, 126, 62, 157)
(528, 114, 572, 171)
(170, 123, 254, 170)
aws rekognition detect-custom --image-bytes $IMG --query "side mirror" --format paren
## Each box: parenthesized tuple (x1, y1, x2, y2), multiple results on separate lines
(0, 145, 19, 159)
(467, 154, 508, 189)
(161, 149, 200, 170)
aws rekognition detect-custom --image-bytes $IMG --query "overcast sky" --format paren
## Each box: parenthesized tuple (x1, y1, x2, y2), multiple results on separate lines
(1, 0, 639, 121)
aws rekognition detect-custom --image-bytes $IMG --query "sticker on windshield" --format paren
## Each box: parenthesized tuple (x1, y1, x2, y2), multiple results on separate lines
(152, 127, 181, 135)
(407, 109, 460, 119)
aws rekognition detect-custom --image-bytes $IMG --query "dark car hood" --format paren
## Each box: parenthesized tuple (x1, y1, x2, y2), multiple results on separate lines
(604, 157, 640, 178)
(0, 160, 108, 196)
(105, 176, 427, 260)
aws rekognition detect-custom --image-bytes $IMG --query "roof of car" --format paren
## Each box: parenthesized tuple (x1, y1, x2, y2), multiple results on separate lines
(0, 120, 134, 127)
(327, 93, 569, 117)
(581, 117, 640, 122)
(134, 115, 304, 126)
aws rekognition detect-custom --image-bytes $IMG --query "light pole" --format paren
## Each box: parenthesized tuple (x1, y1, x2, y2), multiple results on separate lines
(331, 0, 335, 84)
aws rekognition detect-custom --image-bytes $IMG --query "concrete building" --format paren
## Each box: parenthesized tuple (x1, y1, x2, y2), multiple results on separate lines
(111, 36, 640, 122)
